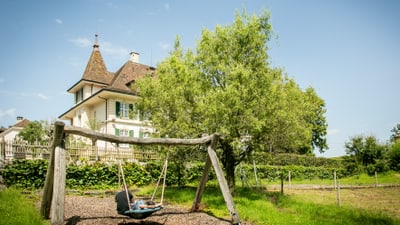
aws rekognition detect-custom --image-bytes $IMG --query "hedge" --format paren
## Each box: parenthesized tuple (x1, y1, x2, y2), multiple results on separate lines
(2, 159, 346, 189)
(1, 159, 211, 189)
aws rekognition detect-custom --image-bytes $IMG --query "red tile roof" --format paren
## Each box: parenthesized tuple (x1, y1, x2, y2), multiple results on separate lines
(14, 119, 30, 128)
(109, 60, 155, 93)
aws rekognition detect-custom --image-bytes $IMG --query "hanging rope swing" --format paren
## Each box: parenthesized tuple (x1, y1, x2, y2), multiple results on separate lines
(117, 156, 168, 219)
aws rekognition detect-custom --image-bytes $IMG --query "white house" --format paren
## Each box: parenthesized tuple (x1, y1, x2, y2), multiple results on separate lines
(0, 116, 30, 159)
(59, 35, 155, 149)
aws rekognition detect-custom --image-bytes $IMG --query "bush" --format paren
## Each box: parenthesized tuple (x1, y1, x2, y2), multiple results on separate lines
(239, 164, 347, 182)
(2, 159, 48, 189)
(250, 152, 343, 168)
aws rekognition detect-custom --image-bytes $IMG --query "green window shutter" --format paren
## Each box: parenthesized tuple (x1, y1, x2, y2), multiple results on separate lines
(115, 128, 120, 136)
(139, 131, 144, 138)
(116, 101, 120, 117)
(129, 130, 134, 137)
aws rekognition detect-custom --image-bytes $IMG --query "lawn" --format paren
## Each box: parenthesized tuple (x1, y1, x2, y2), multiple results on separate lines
(149, 172, 400, 225)
(0, 188, 49, 225)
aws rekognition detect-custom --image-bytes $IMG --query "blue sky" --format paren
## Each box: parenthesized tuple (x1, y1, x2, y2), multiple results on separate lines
(0, 0, 399, 157)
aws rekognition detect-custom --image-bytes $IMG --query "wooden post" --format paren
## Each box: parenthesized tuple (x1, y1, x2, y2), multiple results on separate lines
(240, 163, 244, 188)
(288, 171, 291, 189)
(333, 171, 337, 190)
(337, 180, 341, 207)
(40, 121, 65, 219)
(51, 143, 66, 225)
(253, 159, 259, 186)
(207, 135, 241, 225)
(280, 173, 284, 195)
(375, 171, 378, 187)
(191, 154, 212, 212)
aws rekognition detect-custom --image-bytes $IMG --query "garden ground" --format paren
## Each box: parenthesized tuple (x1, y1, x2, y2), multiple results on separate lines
(62, 195, 251, 225)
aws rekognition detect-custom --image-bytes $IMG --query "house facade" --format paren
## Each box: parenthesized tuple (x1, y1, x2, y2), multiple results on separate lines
(0, 116, 30, 160)
(59, 35, 155, 149)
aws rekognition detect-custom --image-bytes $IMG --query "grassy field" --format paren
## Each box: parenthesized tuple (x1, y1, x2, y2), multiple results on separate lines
(151, 185, 400, 225)
(138, 172, 400, 225)
(287, 187, 400, 220)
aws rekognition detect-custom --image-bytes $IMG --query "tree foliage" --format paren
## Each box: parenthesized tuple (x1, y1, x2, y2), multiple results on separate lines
(17, 120, 50, 144)
(344, 135, 390, 174)
(136, 10, 328, 189)
(388, 141, 400, 171)
(390, 123, 400, 142)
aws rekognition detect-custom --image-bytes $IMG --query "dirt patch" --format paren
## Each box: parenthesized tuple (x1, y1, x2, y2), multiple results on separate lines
(63, 195, 247, 225)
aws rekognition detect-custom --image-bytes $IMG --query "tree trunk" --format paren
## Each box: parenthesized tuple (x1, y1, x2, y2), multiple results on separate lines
(221, 141, 236, 192)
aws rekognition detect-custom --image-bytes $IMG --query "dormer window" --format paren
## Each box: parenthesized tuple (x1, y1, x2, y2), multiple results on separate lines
(75, 87, 84, 104)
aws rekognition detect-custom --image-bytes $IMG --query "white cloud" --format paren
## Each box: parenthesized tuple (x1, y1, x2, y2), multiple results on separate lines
(69, 38, 92, 47)
(0, 108, 16, 119)
(158, 42, 171, 51)
(36, 93, 49, 100)
(55, 18, 63, 24)
(101, 42, 129, 59)
(327, 129, 340, 136)
(18, 92, 49, 100)
(164, 3, 170, 11)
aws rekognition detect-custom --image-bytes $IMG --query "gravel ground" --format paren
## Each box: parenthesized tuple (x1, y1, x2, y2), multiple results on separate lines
(63, 195, 245, 225)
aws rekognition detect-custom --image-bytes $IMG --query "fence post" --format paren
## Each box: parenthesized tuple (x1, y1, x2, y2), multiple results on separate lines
(288, 171, 291, 189)
(333, 171, 337, 189)
(375, 171, 378, 187)
(253, 159, 259, 186)
(337, 180, 341, 207)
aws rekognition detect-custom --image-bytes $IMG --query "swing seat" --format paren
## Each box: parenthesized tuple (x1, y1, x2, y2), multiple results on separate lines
(121, 206, 163, 219)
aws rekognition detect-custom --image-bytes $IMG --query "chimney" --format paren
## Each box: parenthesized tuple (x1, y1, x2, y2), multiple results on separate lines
(16, 116, 23, 121)
(129, 52, 140, 63)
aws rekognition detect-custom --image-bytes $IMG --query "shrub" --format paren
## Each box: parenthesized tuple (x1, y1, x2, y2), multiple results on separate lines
(2, 159, 48, 189)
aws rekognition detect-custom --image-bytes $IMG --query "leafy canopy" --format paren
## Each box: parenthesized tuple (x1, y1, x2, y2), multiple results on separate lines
(135, 9, 328, 188)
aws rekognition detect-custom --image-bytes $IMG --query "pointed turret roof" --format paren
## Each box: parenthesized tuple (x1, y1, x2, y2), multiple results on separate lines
(81, 34, 111, 84)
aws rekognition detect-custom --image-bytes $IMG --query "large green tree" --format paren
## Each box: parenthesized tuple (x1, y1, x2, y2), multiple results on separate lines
(136, 10, 327, 189)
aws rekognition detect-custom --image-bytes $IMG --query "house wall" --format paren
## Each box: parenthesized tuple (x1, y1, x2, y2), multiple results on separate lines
(83, 84, 103, 100)
(90, 98, 154, 149)
(1, 128, 22, 141)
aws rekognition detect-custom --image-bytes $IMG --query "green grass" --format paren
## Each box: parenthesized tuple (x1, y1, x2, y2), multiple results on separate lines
(0, 188, 49, 225)
(130, 173, 400, 224)
(146, 184, 400, 225)
(263, 171, 400, 186)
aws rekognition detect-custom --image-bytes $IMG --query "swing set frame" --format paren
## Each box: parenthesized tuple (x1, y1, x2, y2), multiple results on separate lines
(40, 121, 241, 225)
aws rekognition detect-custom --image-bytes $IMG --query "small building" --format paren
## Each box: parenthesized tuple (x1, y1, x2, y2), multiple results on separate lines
(0, 116, 30, 159)
(59, 35, 156, 150)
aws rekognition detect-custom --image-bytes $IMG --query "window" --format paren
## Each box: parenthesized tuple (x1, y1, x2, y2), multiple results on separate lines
(75, 88, 84, 104)
(116, 101, 134, 119)
(115, 128, 134, 147)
